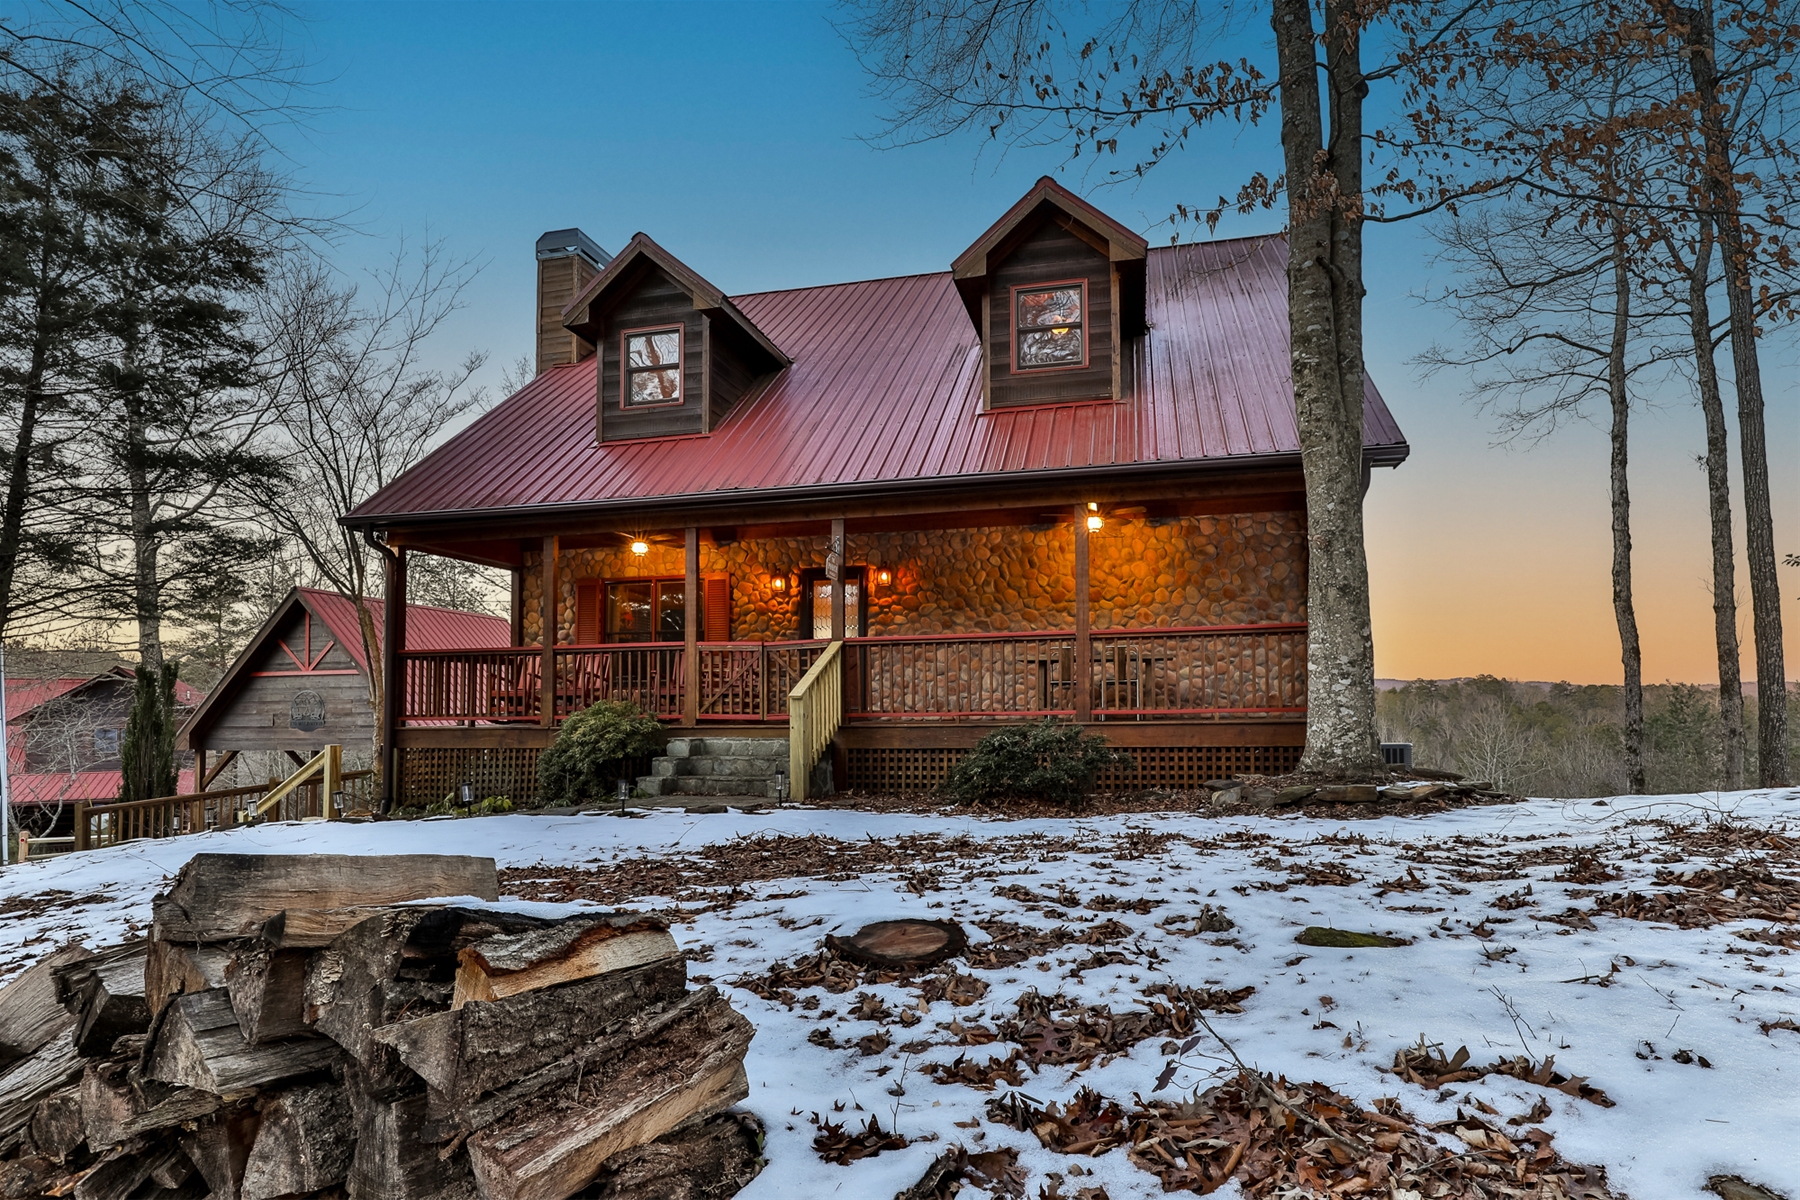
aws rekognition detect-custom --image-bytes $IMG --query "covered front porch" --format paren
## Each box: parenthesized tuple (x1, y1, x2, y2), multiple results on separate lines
(380, 497, 1310, 800)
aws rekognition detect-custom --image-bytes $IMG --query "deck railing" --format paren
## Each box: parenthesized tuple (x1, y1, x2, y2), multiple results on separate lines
(73, 770, 377, 850)
(697, 640, 828, 720)
(401, 647, 543, 723)
(398, 624, 1305, 726)
(1089, 624, 1306, 716)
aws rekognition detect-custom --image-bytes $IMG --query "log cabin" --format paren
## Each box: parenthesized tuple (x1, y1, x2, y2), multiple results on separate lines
(341, 179, 1410, 806)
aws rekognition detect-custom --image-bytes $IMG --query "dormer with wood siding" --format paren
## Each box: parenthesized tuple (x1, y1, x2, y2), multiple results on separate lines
(951, 177, 1149, 409)
(561, 234, 789, 442)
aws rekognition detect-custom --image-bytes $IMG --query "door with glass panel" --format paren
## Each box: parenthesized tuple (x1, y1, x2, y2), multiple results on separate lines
(803, 571, 864, 639)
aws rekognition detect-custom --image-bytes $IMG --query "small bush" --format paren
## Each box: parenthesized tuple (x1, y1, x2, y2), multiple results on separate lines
(537, 700, 664, 804)
(939, 718, 1132, 806)
(479, 796, 515, 814)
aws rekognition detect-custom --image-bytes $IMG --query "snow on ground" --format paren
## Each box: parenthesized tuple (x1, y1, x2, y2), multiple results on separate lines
(3, 790, 1798, 1198)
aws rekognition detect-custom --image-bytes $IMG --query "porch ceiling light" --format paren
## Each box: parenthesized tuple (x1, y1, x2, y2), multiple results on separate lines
(630, 539, 650, 556)
(1086, 513, 1104, 531)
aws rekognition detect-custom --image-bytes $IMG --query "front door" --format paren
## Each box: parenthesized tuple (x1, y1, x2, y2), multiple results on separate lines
(803, 570, 865, 639)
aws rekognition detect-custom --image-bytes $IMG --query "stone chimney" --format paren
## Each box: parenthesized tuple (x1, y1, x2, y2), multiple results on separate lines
(535, 228, 611, 375)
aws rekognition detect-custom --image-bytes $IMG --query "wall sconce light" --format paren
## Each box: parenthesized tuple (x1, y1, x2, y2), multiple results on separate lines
(630, 539, 649, 556)
(770, 575, 787, 592)
(876, 568, 892, 586)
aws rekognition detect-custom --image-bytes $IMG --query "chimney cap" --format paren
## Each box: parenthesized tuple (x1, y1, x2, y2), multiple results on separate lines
(535, 228, 611, 268)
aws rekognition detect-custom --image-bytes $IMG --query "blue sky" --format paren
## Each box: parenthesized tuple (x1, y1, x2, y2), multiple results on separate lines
(289, 0, 1796, 684)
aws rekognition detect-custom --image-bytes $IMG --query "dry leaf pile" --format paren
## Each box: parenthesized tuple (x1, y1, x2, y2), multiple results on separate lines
(896, 1146, 1027, 1199)
(1391, 1041, 1616, 1107)
(810, 1112, 908, 1164)
(990, 1073, 1618, 1198)
(1591, 864, 1800, 929)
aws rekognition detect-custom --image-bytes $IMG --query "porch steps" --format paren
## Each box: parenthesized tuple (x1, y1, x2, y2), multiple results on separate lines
(637, 737, 790, 799)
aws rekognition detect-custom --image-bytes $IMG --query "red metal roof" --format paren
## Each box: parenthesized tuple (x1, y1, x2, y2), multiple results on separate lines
(8, 769, 195, 807)
(347, 235, 1407, 525)
(298, 588, 508, 671)
(6, 671, 202, 723)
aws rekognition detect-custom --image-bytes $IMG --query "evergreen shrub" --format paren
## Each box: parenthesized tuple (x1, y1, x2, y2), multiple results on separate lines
(536, 700, 663, 804)
(939, 718, 1132, 806)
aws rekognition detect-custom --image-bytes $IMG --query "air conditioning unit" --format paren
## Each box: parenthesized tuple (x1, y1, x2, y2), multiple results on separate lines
(1381, 742, 1413, 768)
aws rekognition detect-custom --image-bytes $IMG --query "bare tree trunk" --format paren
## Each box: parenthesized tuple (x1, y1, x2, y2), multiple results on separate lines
(0, 343, 48, 640)
(1606, 218, 1644, 794)
(1274, 0, 1382, 779)
(1679, 219, 1745, 789)
(1679, 0, 1788, 786)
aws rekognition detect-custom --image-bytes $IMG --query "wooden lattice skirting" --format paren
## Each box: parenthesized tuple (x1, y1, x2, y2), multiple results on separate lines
(843, 743, 1303, 793)
(399, 747, 659, 808)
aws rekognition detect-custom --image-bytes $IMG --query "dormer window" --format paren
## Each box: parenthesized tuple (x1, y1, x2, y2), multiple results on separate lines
(1014, 281, 1086, 370)
(624, 326, 683, 407)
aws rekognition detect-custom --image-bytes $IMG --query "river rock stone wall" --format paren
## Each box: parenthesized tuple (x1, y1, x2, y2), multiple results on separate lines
(518, 511, 1303, 643)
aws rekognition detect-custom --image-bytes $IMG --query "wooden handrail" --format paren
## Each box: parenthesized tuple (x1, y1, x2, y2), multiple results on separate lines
(255, 744, 343, 818)
(787, 640, 843, 804)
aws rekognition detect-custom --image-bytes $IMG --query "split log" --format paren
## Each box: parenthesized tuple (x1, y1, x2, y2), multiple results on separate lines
(144, 941, 231, 1019)
(0, 1153, 59, 1199)
(582, 1111, 765, 1200)
(0, 945, 92, 1066)
(26, 1088, 83, 1162)
(72, 1141, 189, 1200)
(0, 1037, 83, 1143)
(152, 854, 498, 942)
(240, 1082, 353, 1200)
(81, 1060, 221, 1148)
(177, 1109, 259, 1200)
(465, 991, 753, 1200)
(452, 913, 677, 1009)
(53, 943, 150, 1056)
(345, 1082, 478, 1200)
(143, 990, 337, 1097)
(304, 909, 447, 1097)
(413, 988, 717, 1144)
(373, 957, 686, 1109)
(225, 945, 310, 1044)
(259, 906, 401, 949)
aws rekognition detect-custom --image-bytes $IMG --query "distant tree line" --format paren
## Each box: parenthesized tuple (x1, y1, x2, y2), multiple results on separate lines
(1379, 677, 1799, 798)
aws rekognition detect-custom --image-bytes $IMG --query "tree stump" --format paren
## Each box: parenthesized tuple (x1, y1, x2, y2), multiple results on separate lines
(825, 920, 967, 969)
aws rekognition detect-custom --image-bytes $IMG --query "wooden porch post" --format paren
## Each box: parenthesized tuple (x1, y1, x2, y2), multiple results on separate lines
(539, 535, 559, 727)
(509, 564, 524, 646)
(1074, 506, 1092, 722)
(829, 518, 846, 641)
(381, 546, 407, 811)
(683, 527, 699, 726)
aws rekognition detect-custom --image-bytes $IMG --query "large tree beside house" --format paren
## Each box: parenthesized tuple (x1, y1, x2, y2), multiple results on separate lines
(337, 178, 1409, 810)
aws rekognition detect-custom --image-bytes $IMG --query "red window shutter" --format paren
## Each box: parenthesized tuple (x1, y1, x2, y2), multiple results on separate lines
(575, 581, 600, 644)
(703, 576, 730, 642)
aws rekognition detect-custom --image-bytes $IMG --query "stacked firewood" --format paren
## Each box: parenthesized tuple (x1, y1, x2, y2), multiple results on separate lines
(0, 853, 761, 1200)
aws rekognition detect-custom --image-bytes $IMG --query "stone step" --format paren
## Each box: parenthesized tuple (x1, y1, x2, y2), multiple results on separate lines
(667, 737, 786, 759)
(664, 775, 778, 797)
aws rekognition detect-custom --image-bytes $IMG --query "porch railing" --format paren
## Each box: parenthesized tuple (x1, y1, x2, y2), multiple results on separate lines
(73, 770, 377, 851)
(398, 624, 1305, 726)
(1089, 624, 1306, 716)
